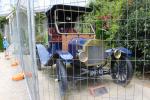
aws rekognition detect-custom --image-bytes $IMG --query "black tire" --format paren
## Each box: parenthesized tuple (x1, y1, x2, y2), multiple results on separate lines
(36, 49, 42, 70)
(111, 57, 133, 85)
(56, 59, 68, 99)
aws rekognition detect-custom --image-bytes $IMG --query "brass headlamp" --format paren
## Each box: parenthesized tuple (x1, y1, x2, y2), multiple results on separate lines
(114, 49, 122, 59)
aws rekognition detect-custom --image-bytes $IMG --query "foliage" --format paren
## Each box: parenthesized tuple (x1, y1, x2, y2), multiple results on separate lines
(36, 34, 45, 43)
(0, 17, 8, 32)
(0, 33, 3, 51)
(36, 33, 48, 44)
(88, 0, 124, 41)
(87, 0, 150, 72)
(116, 0, 150, 72)
(0, 16, 8, 51)
(35, 12, 46, 36)
(35, 12, 48, 45)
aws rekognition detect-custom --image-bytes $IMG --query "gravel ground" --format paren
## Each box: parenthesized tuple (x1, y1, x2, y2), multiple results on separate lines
(0, 52, 30, 100)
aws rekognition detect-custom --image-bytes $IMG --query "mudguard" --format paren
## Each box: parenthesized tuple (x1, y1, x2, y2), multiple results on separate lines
(105, 47, 132, 57)
(56, 51, 73, 61)
(117, 47, 132, 57)
(36, 44, 52, 65)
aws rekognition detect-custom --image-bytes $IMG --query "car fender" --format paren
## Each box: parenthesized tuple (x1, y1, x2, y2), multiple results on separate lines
(116, 47, 132, 57)
(36, 44, 52, 65)
(105, 47, 132, 58)
(56, 51, 73, 61)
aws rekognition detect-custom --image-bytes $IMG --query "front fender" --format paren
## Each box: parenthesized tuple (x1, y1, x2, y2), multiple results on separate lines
(36, 44, 52, 65)
(56, 51, 73, 61)
(117, 47, 132, 57)
(105, 47, 132, 58)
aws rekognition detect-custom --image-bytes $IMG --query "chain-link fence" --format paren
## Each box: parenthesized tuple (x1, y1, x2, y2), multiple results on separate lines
(34, 0, 150, 100)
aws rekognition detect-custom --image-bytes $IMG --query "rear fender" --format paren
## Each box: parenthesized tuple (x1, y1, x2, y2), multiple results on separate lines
(36, 44, 52, 65)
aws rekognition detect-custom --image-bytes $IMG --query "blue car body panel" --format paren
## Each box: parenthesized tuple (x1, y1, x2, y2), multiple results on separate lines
(36, 44, 52, 65)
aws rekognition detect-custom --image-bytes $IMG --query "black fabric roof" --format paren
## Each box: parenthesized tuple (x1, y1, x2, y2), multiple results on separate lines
(46, 4, 92, 17)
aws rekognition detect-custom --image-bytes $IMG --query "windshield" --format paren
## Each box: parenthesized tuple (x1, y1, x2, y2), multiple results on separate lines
(55, 22, 95, 34)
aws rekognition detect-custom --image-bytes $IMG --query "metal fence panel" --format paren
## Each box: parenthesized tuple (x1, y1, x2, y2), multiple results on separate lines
(15, 0, 40, 100)
(34, 0, 150, 100)
(8, 0, 150, 100)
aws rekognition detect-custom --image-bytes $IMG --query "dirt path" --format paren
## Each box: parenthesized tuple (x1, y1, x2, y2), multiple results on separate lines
(0, 52, 30, 100)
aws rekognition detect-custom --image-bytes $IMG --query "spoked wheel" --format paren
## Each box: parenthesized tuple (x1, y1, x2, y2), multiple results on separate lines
(56, 59, 68, 100)
(111, 57, 133, 85)
(36, 49, 42, 70)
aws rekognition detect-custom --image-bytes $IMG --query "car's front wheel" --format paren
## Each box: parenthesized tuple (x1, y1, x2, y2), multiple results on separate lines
(56, 59, 68, 99)
(111, 57, 133, 85)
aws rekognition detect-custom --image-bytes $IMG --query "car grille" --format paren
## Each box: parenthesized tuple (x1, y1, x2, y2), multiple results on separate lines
(87, 46, 104, 66)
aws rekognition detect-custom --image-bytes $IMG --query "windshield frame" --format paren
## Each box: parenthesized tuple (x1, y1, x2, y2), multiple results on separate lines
(54, 9, 95, 34)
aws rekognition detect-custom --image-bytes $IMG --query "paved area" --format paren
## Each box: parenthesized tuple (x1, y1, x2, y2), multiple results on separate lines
(0, 52, 30, 100)
(0, 51, 149, 100)
(38, 66, 150, 100)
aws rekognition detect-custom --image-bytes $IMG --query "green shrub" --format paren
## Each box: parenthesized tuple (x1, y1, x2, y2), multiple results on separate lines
(0, 33, 3, 51)
(36, 34, 45, 43)
(0, 17, 8, 31)
(88, 0, 124, 46)
(116, 0, 150, 73)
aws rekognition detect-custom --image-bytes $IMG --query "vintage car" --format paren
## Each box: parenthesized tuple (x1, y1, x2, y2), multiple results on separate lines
(36, 4, 133, 97)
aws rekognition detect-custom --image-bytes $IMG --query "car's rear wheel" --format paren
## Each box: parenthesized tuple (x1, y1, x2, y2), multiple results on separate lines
(111, 57, 133, 85)
(56, 59, 68, 100)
